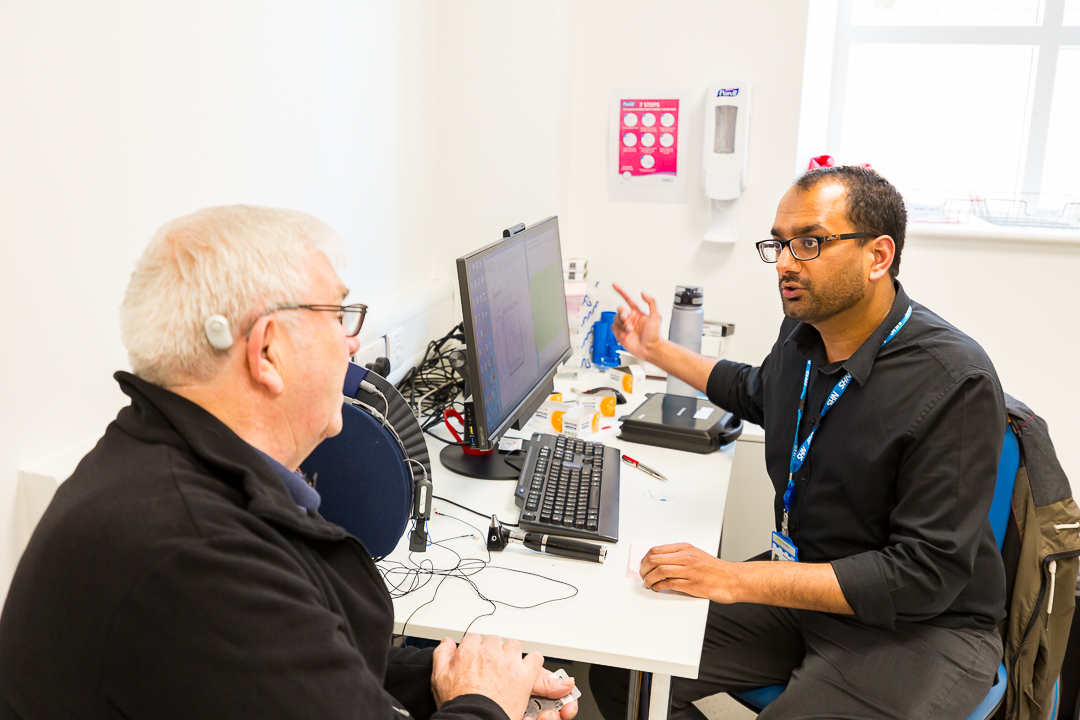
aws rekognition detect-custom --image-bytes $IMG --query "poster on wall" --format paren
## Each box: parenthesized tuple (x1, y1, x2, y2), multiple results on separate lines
(609, 92, 688, 203)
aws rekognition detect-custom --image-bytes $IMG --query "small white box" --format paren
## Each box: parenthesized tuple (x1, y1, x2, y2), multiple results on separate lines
(579, 394, 617, 417)
(608, 365, 645, 395)
(562, 407, 601, 439)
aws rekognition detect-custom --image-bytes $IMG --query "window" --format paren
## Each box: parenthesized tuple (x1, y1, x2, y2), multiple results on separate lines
(801, 0, 1080, 228)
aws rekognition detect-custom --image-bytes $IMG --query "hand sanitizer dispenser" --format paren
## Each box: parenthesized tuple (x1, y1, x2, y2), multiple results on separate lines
(703, 80, 751, 243)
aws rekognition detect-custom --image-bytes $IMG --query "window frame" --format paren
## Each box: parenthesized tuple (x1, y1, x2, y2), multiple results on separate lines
(799, 0, 1080, 201)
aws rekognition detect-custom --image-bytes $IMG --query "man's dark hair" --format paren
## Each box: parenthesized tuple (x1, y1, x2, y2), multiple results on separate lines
(794, 166, 906, 279)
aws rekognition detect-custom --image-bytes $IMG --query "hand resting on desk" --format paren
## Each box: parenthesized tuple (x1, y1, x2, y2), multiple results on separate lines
(640, 543, 854, 615)
(431, 633, 579, 720)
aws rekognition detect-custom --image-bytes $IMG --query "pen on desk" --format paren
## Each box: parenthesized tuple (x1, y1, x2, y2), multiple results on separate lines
(621, 455, 669, 482)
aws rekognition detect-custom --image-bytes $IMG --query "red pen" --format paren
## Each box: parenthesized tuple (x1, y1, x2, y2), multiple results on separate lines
(621, 454, 669, 482)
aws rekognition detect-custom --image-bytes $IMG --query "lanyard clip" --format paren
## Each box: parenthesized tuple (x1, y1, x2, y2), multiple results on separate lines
(782, 510, 790, 538)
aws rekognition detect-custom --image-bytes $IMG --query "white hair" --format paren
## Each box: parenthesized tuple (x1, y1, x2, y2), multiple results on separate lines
(120, 205, 344, 388)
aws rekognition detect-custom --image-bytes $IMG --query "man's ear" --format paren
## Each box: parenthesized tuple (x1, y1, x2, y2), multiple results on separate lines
(867, 235, 896, 283)
(246, 316, 286, 395)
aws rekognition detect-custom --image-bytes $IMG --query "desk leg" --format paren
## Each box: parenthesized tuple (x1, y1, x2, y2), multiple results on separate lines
(624, 671, 672, 720)
(647, 674, 671, 720)
(625, 670, 642, 720)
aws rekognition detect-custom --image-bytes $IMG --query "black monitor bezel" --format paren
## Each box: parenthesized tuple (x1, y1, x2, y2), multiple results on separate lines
(454, 216, 571, 451)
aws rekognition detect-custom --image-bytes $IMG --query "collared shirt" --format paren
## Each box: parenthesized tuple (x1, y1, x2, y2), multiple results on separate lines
(255, 448, 321, 514)
(706, 282, 1007, 630)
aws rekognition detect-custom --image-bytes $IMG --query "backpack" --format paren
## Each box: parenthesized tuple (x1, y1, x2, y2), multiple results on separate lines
(998, 395, 1080, 720)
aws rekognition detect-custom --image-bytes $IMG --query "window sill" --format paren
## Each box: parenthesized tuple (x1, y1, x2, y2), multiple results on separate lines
(907, 220, 1080, 246)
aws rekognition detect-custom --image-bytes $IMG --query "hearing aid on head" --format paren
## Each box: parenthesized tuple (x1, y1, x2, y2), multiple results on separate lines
(204, 314, 234, 350)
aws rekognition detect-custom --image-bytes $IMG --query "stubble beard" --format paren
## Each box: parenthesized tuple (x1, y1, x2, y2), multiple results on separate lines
(779, 257, 868, 325)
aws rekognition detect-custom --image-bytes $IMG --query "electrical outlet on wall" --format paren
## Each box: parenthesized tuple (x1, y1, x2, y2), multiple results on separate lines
(386, 327, 405, 370)
(353, 336, 386, 369)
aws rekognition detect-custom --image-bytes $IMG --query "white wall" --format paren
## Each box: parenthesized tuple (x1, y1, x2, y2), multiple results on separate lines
(0, 1, 421, 602)
(415, 0, 811, 369)
(415, 0, 1080, 490)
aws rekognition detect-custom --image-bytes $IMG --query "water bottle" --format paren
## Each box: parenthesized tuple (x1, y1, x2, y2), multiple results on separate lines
(666, 285, 704, 398)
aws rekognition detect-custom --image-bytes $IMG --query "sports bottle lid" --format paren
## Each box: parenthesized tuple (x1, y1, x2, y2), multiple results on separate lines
(674, 285, 704, 307)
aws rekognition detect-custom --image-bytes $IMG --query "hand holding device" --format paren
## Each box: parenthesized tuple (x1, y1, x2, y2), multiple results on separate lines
(526, 668, 581, 720)
(430, 634, 545, 720)
(611, 283, 662, 362)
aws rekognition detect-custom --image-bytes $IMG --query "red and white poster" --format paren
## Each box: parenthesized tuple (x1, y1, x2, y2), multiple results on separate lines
(617, 98, 680, 178)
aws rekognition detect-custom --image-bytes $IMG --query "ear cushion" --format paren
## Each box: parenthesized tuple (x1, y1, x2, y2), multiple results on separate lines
(204, 314, 233, 350)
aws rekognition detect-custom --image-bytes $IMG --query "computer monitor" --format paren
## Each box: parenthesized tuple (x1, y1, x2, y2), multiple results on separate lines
(441, 216, 572, 480)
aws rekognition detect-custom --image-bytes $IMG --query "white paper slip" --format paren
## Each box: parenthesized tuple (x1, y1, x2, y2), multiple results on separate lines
(497, 437, 524, 452)
(627, 538, 657, 580)
(693, 406, 715, 420)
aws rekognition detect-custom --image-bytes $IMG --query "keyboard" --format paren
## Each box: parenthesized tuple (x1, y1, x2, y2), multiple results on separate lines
(513, 433, 620, 543)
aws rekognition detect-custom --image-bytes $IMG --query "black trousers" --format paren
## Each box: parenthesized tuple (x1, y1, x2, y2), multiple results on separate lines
(589, 602, 1002, 720)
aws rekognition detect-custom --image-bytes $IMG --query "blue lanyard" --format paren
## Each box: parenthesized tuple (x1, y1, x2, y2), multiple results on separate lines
(782, 305, 912, 537)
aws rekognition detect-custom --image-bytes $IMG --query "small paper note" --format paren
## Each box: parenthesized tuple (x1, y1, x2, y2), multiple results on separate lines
(498, 437, 524, 452)
(627, 538, 656, 580)
(693, 406, 715, 420)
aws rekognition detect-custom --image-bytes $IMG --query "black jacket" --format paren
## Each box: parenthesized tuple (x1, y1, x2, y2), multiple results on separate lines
(0, 372, 506, 720)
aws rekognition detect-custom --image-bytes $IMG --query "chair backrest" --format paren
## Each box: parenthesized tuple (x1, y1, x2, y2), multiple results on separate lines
(300, 402, 414, 558)
(989, 422, 1020, 551)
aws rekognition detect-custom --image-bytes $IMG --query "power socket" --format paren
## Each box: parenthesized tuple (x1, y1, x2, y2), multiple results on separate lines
(386, 327, 405, 371)
(354, 336, 387, 369)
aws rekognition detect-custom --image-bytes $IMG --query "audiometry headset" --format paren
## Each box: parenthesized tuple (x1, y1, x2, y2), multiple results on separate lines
(300, 362, 433, 557)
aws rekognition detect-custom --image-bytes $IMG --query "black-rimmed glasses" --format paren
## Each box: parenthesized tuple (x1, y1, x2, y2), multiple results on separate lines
(756, 233, 878, 263)
(251, 303, 368, 336)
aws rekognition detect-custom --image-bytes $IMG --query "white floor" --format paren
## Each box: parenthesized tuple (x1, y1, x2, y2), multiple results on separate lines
(557, 660, 756, 720)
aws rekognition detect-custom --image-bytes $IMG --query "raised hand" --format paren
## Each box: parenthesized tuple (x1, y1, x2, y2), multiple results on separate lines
(612, 283, 662, 362)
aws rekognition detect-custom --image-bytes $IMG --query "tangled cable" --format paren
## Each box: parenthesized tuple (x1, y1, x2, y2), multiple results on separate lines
(395, 322, 469, 444)
(379, 512, 578, 639)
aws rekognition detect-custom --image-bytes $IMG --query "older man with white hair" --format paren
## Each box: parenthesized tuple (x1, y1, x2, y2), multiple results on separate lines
(0, 206, 578, 720)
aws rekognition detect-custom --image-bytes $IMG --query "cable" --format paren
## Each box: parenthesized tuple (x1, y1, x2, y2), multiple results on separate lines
(396, 322, 466, 427)
(432, 495, 518, 527)
(358, 379, 389, 416)
(503, 450, 524, 473)
(378, 512, 577, 640)
(423, 425, 470, 446)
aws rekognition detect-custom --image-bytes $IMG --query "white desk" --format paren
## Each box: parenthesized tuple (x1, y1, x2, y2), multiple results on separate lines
(381, 380, 735, 720)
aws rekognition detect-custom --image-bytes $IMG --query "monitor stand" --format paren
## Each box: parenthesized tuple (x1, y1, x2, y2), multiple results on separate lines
(439, 445, 523, 481)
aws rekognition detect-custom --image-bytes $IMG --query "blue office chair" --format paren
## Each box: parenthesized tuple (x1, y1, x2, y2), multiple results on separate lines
(301, 365, 432, 558)
(733, 423, 1027, 720)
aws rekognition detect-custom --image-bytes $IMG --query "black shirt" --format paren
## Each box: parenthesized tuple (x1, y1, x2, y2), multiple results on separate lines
(706, 282, 1007, 630)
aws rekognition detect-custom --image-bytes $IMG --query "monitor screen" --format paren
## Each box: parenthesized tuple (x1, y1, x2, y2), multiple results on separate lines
(456, 217, 571, 449)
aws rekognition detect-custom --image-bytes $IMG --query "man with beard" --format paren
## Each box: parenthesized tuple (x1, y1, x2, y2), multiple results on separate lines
(589, 167, 1007, 720)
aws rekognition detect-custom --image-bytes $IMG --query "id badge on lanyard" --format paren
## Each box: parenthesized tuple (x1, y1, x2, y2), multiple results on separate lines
(770, 305, 912, 562)
(771, 531, 799, 562)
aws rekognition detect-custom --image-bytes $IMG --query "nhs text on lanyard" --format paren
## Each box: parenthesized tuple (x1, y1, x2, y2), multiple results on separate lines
(770, 305, 913, 562)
